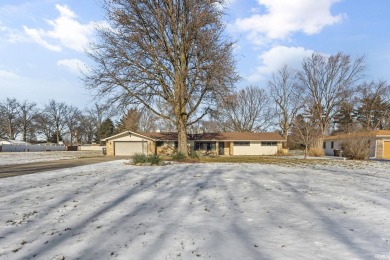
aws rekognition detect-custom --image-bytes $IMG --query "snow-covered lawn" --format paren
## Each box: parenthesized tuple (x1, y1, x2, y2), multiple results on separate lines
(0, 159, 389, 259)
(0, 151, 103, 166)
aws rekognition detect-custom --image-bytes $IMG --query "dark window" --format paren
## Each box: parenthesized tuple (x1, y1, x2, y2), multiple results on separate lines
(261, 142, 277, 146)
(194, 142, 216, 151)
(331, 142, 334, 149)
(174, 141, 178, 148)
(323, 142, 326, 149)
(234, 142, 250, 146)
(156, 141, 164, 147)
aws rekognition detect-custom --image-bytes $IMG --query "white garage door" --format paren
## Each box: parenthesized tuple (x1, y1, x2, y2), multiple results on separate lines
(114, 141, 145, 156)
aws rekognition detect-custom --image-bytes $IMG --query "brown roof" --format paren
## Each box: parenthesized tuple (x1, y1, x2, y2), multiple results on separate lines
(140, 132, 285, 141)
(140, 132, 178, 140)
(324, 130, 390, 140)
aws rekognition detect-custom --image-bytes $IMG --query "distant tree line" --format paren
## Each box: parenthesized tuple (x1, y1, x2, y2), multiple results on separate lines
(196, 52, 390, 151)
(0, 99, 115, 145)
(2, 52, 389, 150)
(0, 98, 162, 145)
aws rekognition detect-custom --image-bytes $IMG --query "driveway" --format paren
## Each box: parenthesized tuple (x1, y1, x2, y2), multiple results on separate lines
(0, 156, 128, 178)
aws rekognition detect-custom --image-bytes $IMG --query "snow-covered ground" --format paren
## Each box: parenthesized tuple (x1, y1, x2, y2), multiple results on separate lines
(0, 158, 389, 259)
(0, 151, 103, 166)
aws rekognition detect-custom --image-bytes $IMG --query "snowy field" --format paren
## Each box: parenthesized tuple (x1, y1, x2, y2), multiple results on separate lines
(0, 157, 389, 259)
(0, 151, 103, 166)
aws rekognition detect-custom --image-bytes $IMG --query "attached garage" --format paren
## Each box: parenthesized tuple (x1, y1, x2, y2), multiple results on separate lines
(384, 141, 390, 159)
(114, 141, 146, 156)
(102, 131, 154, 156)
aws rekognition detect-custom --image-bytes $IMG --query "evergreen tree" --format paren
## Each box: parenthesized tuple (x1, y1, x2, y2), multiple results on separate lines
(332, 101, 356, 134)
(96, 118, 115, 143)
(355, 81, 390, 130)
(116, 109, 140, 133)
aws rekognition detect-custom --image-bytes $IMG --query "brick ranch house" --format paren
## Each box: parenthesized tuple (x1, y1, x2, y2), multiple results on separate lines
(323, 130, 390, 159)
(102, 131, 286, 156)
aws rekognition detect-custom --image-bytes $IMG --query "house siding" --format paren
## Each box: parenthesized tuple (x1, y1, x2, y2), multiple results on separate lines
(156, 141, 176, 156)
(377, 139, 384, 159)
(324, 141, 342, 156)
(369, 140, 376, 158)
(233, 141, 279, 156)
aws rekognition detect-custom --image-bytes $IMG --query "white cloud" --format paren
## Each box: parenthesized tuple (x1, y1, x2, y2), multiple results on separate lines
(23, 26, 62, 51)
(236, 0, 344, 43)
(57, 58, 89, 75)
(23, 4, 96, 52)
(247, 46, 314, 82)
(0, 69, 20, 79)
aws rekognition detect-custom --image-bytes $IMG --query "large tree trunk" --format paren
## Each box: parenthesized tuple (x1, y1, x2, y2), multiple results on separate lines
(177, 116, 188, 155)
(282, 120, 289, 148)
(22, 126, 27, 142)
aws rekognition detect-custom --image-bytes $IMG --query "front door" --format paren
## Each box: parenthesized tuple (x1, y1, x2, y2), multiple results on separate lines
(219, 142, 224, 155)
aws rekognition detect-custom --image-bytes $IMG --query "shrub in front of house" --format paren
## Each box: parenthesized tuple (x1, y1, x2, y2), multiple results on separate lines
(341, 137, 370, 160)
(148, 154, 162, 165)
(172, 151, 187, 161)
(132, 153, 148, 164)
(132, 153, 162, 165)
(189, 150, 200, 160)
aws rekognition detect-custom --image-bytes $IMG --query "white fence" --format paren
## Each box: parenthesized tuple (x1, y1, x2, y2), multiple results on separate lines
(0, 144, 66, 152)
(78, 145, 106, 151)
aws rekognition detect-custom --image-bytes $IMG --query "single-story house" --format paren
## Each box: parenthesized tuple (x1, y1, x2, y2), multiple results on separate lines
(102, 131, 286, 156)
(0, 139, 11, 145)
(0, 139, 28, 145)
(323, 130, 390, 159)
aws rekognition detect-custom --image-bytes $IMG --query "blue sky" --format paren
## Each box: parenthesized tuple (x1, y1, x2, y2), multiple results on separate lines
(1, 0, 389, 108)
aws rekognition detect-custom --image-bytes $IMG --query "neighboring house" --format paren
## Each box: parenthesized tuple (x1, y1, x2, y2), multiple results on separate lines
(0, 139, 29, 145)
(0, 139, 12, 145)
(323, 130, 390, 159)
(102, 131, 286, 156)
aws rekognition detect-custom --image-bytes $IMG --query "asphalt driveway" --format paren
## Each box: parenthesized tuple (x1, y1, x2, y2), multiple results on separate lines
(0, 156, 128, 178)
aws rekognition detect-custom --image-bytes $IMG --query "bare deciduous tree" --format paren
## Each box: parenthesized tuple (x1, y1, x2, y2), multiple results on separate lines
(298, 52, 365, 149)
(65, 106, 82, 145)
(77, 114, 97, 144)
(268, 65, 302, 143)
(18, 100, 38, 142)
(215, 86, 274, 132)
(0, 114, 6, 139)
(85, 0, 238, 154)
(0, 98, 20, 140)
(35, 112, 53, 142)
(290, 114, 321, 159)
(138, 108, 158, 132)
(43, 100, 68, 143)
